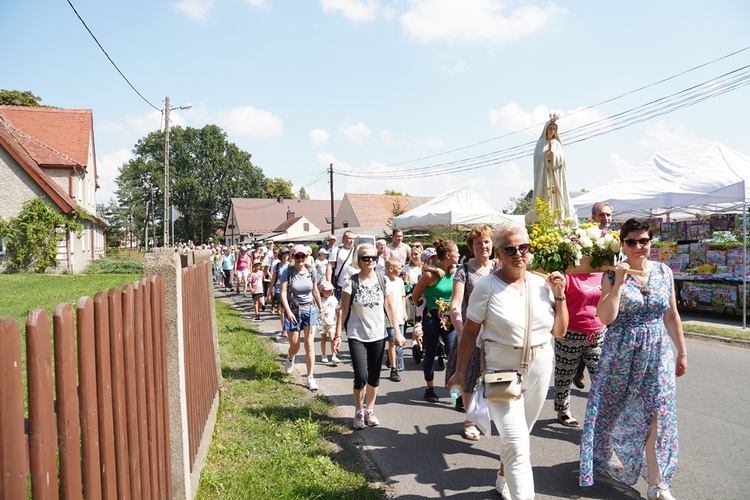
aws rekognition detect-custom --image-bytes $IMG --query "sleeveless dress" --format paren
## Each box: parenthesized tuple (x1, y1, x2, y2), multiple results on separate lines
(579, 262, 678, 487)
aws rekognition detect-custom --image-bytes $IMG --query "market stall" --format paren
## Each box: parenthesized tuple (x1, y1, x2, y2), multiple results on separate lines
(572, 141, 750, 323)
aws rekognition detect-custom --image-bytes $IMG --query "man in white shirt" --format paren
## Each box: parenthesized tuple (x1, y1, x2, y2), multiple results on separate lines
(383, 228, 410, 267)
(327, 230, 356, 300)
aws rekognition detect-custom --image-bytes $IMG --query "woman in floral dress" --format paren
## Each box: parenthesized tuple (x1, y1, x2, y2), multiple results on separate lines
(580, 218, 688, 500)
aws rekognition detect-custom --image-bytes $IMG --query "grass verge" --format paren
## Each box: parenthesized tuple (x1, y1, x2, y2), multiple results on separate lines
(683, 323, 750, 342)
(0, 273, 143, 327)
(197, 301, 383, 500)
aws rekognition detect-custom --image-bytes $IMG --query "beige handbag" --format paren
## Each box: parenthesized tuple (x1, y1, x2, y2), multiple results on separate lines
(483, 278, 532, 402)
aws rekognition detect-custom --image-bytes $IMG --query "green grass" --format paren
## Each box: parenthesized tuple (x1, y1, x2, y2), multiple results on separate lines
(197, 301, 383, 500)
(0, 273, 143, 326)
(683, 322, 750, 341)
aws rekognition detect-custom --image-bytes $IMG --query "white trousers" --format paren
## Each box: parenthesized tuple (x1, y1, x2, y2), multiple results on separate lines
(486, 340, 553, 500)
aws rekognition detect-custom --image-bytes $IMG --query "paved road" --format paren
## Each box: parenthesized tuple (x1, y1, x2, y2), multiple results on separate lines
(216, 287, 750, 499)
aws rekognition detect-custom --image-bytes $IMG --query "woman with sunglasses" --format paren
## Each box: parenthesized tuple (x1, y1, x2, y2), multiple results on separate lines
(411, 238, 461, 403)
(280, 245, 323, 391)
(448, 222, 568, 499)
(580, 219, 687, 500)
(335, 244, 404, 429)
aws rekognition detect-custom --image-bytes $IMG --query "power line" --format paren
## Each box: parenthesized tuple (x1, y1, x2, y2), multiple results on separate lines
(378, 45, 750, 169)
(337, 62, 750, 180)
(66, 0, 160, 111)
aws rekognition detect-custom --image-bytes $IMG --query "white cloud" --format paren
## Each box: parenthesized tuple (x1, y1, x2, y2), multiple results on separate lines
(341, 122, 371, 145)
(310, 128, 331, 147)
(488, 103, 609, 140)
(218, 106, 284, 140)
(320, 0, 380, 22)
(401, 0, 566, 44)
(175, 0, 215, 20)
(440, 58, 469, 74)
(637, 121, 707, 150)
(245, 0, 269, 7)
(96, 148, 132, 204)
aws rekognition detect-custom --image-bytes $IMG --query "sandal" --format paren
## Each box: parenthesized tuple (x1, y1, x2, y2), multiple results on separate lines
(463, 421, 480, 441)
(557, 410, 579, 427)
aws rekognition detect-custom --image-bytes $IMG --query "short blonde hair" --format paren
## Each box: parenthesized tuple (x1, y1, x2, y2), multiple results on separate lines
(352, 243, 375, 270)
(492, 222, 528, 250)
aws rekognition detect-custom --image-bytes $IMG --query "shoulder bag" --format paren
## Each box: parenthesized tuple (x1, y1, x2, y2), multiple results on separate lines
(482, 277, 532, 402)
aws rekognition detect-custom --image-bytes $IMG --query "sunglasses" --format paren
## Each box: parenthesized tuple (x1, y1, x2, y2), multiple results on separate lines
(502, 243, 531, 257)
(293, 253, 307, 259)
(623, 238, 651, 248)
(359, 255, 377, 262)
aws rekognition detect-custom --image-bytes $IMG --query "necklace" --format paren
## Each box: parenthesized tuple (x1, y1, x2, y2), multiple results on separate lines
(632, 271, 651, 296)
(497, 270, 525, 295)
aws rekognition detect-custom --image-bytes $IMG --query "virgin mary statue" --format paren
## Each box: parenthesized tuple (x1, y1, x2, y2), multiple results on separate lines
(530, 113, 576, 223)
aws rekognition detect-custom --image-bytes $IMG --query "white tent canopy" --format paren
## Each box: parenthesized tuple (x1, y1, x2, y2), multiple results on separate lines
(393, 186, 523, 230)
(572, 142, 750, 218)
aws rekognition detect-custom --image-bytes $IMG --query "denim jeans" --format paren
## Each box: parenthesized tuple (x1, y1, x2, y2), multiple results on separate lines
(422, 310, 455, 382)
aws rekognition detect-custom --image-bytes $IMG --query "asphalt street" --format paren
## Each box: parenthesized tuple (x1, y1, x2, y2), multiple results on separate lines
(216, 287, 750, 499)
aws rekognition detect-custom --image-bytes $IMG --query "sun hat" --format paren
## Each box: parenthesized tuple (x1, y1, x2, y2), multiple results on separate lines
(252, 259, 262, 266)
(421, 247, 437, 262)
(318, 247, 329, 255)
(319, 280, 334, 291)
(292, 244, 308, 256)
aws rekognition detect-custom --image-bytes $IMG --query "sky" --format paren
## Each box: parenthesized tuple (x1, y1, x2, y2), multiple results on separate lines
(3, 0, 750, 214)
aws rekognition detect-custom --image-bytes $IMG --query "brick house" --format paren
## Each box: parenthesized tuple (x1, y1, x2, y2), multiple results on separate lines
(0, 106, 107, 272)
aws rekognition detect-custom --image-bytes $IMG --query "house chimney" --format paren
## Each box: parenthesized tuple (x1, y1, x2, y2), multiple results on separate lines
(287, 209, 295, 220)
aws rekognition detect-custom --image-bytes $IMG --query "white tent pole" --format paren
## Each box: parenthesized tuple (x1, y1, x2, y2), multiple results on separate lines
(744, 202, 747, 329)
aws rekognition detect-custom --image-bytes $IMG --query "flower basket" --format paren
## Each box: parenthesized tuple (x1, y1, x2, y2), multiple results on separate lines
(527, 199, 622, 274)
(564, 256, 613, 274)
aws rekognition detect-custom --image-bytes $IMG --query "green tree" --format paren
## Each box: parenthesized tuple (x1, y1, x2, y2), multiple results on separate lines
(265, 178, 295, 200)
(0, 198, 81, 272)
(298, 186, 310, 200)
(0, 89, 45, 106)
(505, 190, 533, 215)
(385, 189, 408, 196)
(116, 124, 266, 244)
(97, 200, 130, 247)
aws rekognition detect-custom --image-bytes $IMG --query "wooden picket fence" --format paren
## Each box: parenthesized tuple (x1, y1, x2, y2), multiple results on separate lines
(0, 256, 221, 499)
(181, 261, 220, 473)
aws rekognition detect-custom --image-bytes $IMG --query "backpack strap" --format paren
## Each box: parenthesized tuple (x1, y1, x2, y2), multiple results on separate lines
(344, 273, 388, 331)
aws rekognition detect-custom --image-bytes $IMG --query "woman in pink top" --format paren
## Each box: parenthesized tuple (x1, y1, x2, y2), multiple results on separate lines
(553, 273, 606, 427)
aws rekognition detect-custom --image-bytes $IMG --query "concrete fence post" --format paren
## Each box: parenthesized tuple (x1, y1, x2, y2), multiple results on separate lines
(143, 251, 190, 499)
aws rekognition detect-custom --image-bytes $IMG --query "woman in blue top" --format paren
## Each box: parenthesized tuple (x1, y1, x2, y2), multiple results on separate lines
(411, 238, 459, 403)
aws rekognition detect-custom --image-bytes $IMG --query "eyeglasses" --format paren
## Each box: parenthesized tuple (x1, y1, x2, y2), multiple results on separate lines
(293, 254, 307, 259)
(502, 243, 531, 257)
(623, 238, 651, 248)
(359, 255, 377, 262)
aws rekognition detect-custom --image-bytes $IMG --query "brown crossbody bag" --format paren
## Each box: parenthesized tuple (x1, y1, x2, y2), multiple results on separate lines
(482, 278, 532, 402)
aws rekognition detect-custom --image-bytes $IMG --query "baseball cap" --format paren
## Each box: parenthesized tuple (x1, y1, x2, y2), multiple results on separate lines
(327, 234, 336, 241)
(421, 247, 437, 262)
(318, 247, 329, 255)
(252, 259, 261, 266)
(292, 244, 308, 256)
(279, 246, 290, 254)
(319, 280, 334, 291)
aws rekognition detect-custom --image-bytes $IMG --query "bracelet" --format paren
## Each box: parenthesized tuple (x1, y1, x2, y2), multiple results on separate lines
(554, 296, 566, 302)
(677, 353, 687, 357)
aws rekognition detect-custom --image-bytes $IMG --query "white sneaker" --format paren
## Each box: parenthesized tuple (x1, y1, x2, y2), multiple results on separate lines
(495, 473, 510, 499)
(353, 409, 365, 430)
(331, 355, 340, 365)
(320, 355, 329, 364)
(306, 376, 319, 391)
(648, 485, 677, 500)
(284, 356, 295, 374)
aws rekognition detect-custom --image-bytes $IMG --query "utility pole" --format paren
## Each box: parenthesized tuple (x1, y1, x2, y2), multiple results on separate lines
(329, 163, 335, 234)
(163, 96, 171, 248)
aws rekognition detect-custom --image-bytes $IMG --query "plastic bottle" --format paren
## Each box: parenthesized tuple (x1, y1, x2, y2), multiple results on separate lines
(449, 385, 462, 401)
(396, 346, 405, 372)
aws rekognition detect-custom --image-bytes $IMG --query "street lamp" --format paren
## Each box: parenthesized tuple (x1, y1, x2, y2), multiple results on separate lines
(163, 96, 191, 247)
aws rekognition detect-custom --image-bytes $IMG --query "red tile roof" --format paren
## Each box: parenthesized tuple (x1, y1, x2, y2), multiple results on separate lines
(230, 198, 340, 235)
(0, 106, 92, 170)
(343, 193, 432, 227)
